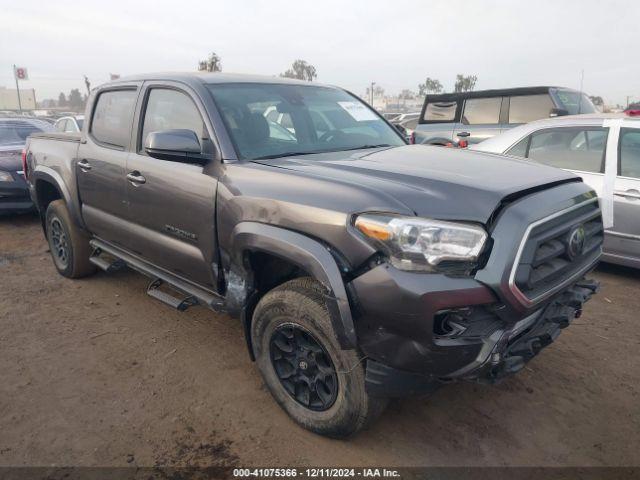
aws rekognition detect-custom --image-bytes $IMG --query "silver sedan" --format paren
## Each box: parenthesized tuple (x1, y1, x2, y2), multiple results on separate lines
(472, 113, 640, 268)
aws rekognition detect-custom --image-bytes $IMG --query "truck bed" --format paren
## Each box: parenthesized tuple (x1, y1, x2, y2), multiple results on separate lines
(29, 132, 82, 143)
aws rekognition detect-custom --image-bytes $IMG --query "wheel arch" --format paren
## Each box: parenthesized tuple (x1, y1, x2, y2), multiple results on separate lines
(32, 167, 85, 233)
(225, 222, 357, 359)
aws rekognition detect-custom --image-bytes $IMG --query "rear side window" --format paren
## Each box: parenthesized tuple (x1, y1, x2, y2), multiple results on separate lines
(423, 102, 457, 122)
(91, 90, 137, 148)
(619, 128, 640, 179)
(141, 88, 205, 150)
(513, 127, 608, 173)
(508, 94, 554, 124)
(461, 98, 501, 125)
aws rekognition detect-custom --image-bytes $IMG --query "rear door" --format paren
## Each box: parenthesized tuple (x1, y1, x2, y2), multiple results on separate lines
(454, 97, 503, 145)
(76, 86, 139, 248)
(414, 100, 458, 145)
(125, 82, 219, 290)
(609, 127, 640, 264)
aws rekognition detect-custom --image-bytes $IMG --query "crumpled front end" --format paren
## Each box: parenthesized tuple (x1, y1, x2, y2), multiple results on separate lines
(348, 181, 604, 397)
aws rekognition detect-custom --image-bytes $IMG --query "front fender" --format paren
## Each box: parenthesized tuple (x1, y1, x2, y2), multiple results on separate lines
(229, 222, 356, 351)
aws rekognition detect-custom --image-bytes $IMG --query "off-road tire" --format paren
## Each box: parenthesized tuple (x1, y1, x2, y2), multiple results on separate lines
(252, 277, 387, 438)
(45, 200, 96, 278)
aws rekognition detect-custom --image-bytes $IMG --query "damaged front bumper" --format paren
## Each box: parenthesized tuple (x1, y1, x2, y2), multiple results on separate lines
(361, 276, 599, 397)
(454, 278, 599, 383)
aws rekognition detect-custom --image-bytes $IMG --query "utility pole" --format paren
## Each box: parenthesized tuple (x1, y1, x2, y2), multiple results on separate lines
(578, 69, 584, 114)
(370, 81, 375, 106)
(13, 65, 22, 113)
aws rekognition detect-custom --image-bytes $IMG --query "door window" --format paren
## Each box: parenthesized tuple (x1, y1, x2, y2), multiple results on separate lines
(619, 128, 640, 179)
(461, 98, 501, 125)
(508, 94, 555, 124)
(91, 89, 137, 148)
(141, 88, 205, 150)
(64, 120, 77, 132)
(423, 102, 457, 122)
(56, 119, 67, 132)
(511, 127, 608, 173)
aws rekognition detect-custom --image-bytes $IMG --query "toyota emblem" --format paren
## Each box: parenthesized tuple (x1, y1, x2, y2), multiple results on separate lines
(567, 226, 586, 259)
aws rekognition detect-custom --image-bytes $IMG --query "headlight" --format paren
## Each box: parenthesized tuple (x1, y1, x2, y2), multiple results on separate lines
(354, 214, 488, 272)
(0, 171, 14, 182)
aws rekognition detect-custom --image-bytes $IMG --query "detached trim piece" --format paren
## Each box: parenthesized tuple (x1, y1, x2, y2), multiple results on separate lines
(508, 197, 599, 307)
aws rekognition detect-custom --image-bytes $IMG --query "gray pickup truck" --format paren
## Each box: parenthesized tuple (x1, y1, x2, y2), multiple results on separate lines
(24, 72, 603, 438)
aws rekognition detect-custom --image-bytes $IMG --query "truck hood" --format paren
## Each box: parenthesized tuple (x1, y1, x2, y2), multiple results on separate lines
(254, 145, 579, 223)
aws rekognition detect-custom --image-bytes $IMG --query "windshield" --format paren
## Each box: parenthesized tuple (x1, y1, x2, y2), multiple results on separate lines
(207, 83, 405, 160)
(0, 120, 50, 147)
(551, 89, 596, 115)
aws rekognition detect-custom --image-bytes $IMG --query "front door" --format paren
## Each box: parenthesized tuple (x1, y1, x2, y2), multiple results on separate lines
(77, 87, 139, 249)
(124, 84, 219, 290)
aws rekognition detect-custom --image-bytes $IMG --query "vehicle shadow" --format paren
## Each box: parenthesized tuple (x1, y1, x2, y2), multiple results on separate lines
(596, 261, 638, 281)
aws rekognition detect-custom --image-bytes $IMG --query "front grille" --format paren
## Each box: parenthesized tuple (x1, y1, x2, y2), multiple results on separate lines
(513, 199, 603, 302)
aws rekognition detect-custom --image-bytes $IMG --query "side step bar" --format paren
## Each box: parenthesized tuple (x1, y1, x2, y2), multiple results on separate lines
(89, 250, 126, 273)
(147, 279, 198, 311)
(89, 239, 224, 311)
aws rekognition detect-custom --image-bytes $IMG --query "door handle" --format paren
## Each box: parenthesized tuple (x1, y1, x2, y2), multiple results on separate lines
(78, 159, 92, 171)
(614, 190, 640, 200)
(614, 189, 640, 200)
(457, 131, 470, 138)
(126, 172, 146, 185)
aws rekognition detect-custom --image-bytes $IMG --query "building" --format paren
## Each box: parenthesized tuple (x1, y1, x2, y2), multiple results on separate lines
(0, 87, 37, 110)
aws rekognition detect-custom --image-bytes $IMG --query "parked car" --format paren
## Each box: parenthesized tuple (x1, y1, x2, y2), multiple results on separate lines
(394, 117, 419, 138)
(471, 113, 640, 268)
(25, 72, 602, 437)
(412, 87, 597, 146)
(0, 117, 53, 214)
(54, 115, 84, 133)
(391, 112, 420, 125)
(381, 112, 401, 121)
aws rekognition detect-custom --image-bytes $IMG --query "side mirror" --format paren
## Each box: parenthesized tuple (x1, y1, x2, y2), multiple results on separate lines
(549, 108, 569, 118)
(144, 129, 205, 163)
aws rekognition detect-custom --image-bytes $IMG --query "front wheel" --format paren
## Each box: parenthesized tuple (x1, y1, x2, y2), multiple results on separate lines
(251, 277, 387, 438)
(45, 200, 96, 279)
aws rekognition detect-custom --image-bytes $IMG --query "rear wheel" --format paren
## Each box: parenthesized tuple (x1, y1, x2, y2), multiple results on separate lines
(252, 277, 387, 438)
(45, 200, 96, 278)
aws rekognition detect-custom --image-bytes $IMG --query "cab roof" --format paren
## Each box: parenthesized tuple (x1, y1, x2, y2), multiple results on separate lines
(102, 71, 337, 89)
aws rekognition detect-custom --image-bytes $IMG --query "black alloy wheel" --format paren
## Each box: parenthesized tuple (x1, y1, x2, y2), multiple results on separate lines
(269, 324, 338, 411)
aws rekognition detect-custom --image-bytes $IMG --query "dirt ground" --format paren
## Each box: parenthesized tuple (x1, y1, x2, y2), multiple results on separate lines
(0, 213, 638, 468)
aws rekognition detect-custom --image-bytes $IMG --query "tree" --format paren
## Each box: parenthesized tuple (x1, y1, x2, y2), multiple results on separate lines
(58, 92, 67, 107)
(280, 60, 317, 81)
(366, 85, 385, 98)
(68, 89, 84, 111)
(399, 89, 415, 99)
(589, 95, 604, 107)
(454, 74, 477, 93)
(418, 78, 443, 96)
(198, 52, 222, 72)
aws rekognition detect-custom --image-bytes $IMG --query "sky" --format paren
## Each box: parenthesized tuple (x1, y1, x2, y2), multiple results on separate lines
(1, 0, 638, 106)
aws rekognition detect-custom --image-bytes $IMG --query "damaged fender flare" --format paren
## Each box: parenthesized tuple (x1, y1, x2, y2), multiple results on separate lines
(229, 222, 357, 354)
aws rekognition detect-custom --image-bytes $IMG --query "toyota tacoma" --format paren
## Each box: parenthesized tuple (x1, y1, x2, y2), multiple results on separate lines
(24, 73, 603, 437)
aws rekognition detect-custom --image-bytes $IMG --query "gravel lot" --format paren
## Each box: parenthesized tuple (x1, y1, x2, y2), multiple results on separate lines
(1, 214, 638, 468)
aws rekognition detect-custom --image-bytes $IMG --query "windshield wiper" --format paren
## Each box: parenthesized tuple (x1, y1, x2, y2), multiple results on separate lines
(253, 151, 328, 160)
(334, 144, 393, 152)
(252, 144, 393, 161)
